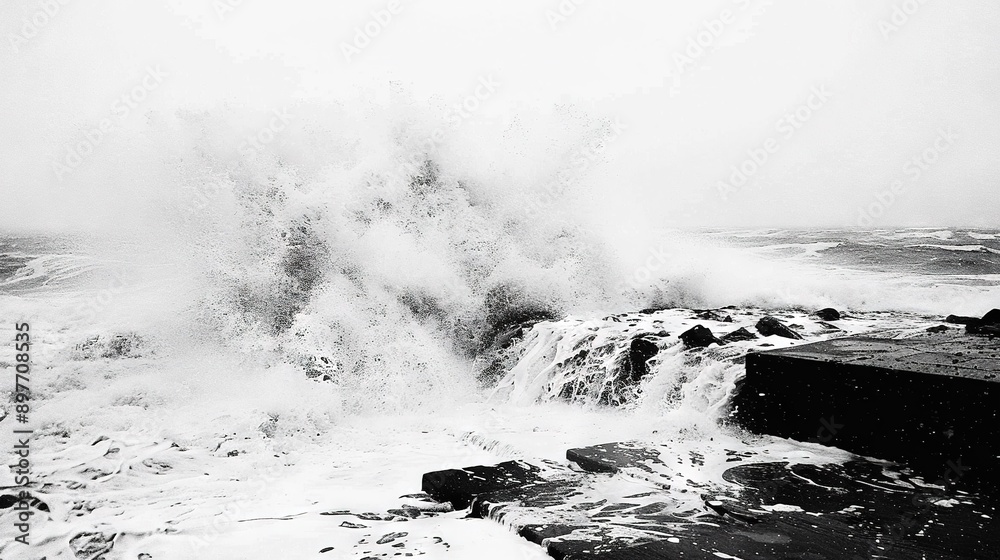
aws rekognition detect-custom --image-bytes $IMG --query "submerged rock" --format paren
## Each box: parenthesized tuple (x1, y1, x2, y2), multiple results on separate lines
(69, 532, 115, 559)
(755, 316, 803, 340)
(73, 333, 147, 360)
(814, 308, 841, 321)
(679, 325, 723, 348)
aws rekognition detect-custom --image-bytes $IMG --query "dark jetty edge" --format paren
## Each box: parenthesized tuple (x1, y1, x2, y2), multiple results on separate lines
(419, 308, 1000, 559)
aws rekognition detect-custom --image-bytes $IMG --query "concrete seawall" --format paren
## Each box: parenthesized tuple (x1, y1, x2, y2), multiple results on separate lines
(730, 332, 1000, 491)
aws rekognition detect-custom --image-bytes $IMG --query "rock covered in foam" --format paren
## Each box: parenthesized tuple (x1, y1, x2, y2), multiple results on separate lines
(72, 333, 147, 360)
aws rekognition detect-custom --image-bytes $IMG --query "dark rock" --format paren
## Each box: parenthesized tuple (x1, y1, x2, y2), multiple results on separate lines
(965, 310, 1000, 335)
(639, 306, 667, 315)
(567, 443, 662, 474)
(947, 315, 981, 324)
(694, 309, 731, 322)
(624, 337, 659, 382)
(968, 323, 1000, 335)
(927, 325, 950, 333)
(720, 327, 758, 342)
(422, 461, 541, 510)
(679, 325, 723, 348)
(755, 316, 803, 339)
(814, 308, 841, 321)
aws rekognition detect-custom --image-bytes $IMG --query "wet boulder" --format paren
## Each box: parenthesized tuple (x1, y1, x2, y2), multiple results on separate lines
(967, 309, 1000, 335)
(755, 316, 803, 340)
(625, 336, 660, 382)
(814, 308, 841, 321)
(721, 327, 758, 342)
(679, 325, 723, 348)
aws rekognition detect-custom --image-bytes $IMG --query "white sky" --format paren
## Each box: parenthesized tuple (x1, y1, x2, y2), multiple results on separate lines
(1, 0, 998, 230)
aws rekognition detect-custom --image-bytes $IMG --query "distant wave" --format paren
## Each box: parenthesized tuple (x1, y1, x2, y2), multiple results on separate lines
(968, 232, 999, 240)
(881, 229, 954, 241)
(0, 253, 103, 291)
(0, 252, 31, 282)
(748, 241, 841, 258)
(910, 244, 1000, 254)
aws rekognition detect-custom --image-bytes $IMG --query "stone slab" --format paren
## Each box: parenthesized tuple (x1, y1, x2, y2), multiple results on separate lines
(421, 460, 542, 510)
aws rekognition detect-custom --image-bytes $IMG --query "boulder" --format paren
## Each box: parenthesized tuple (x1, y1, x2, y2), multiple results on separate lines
(422, 461, 541, 510)
(639, 306, 667, 315)
(755, 316, 803, 340)
(927, 325, 950, 333)
(965, 309, 1000, 335)
(814, 308, 841, 321)
(721, 327, 758, 342)
(946, 315, 980, 325)
(625, 337, 659, 382)
(968, 323, 1000, 336)
(679, 325, 722, 348)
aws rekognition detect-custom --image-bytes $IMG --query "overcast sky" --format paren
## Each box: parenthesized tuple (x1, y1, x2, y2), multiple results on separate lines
(1, 0, 998, 231)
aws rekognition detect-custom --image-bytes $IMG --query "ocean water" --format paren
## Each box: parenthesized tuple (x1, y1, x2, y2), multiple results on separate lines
(2, 207, 999, 557)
